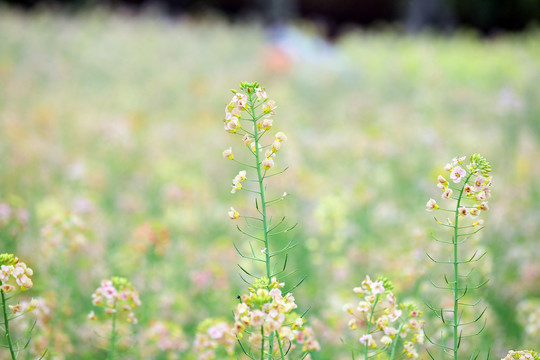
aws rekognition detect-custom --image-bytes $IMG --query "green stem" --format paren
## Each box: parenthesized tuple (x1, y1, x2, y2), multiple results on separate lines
(452, 170, 475, 360)
(260, 325, 265, 360)
(248, 93, 272, 279)
(247, 91, 276, 360)
(108, 303, 118, 360)
(276, 330, 286, 360)
(363, 294, 380, 360)
(1, 290, 17, 360)
(389, 316, 409, 360)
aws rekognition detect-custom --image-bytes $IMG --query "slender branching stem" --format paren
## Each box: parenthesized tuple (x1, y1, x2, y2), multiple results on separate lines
(452, 170, 475, 360)
(363, 294, 380, 359)
(390, 315, 409, 360)
(108, 302, 118, 360)
(1, 290, 17, 360)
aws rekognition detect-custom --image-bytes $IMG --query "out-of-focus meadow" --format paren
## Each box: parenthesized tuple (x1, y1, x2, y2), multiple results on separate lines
(1, 7, 540, 359)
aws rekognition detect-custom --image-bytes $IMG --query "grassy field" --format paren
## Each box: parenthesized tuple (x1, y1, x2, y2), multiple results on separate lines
(1, 8, 540, 359)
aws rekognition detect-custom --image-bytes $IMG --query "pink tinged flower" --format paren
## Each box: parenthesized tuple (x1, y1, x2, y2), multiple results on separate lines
(88, 311, 97, 320)
(275, 132, 287, 142)
(371, 281, 385, 294)
(438, 175, 448, 186)
(389, 309, 402, 322)
(477, 202, 489, 211)
(426, 199, 439, 211)
(469, 208, 479, 217)
(353, 287, 364, 296)
(442, 188, 453, 199)
(361, 275, 372, 288)
(262, 158, 274, 170)
(453, 156, 466, 165)
(357, 301, 371, 313)
(255, 87, 267, 100)
(458, 207, 468, 216)
(207, 325, 224, 339)
(222, 147, 234, 160)
(102, 286, 118, 299)
(9, 304, 23, 314)
(228, 207, 240, 220)
(384, 326, 398, 337)
(359, 334, 372, 344)
(263, 100, 277, 114)
(261, 118, 273, 130)
(251, 310, 264, 326)
(474, 176, 486, 191)
(410, 310, 419, 317)
(464, 184, 473, 194)
(450, 166, 466, 183)
(1, 284, 14, 293)
(475, 191, 487, 201)
(242, 134, 252, 146)
(271, 141, 281, 153)
(0, 265, 12, 283)
(444, 163, 453, 172)
(105, 307, 116, 315)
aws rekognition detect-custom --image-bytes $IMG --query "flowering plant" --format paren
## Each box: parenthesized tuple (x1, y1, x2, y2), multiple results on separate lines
(89, 276, 141, 360)
(216, 81, 318, 359)
(343, 275, 423, 359)
(425, 154, 492, 359)
(0, 253, 37, 360)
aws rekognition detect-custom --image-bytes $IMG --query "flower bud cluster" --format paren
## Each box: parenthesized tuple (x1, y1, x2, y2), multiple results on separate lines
(0, 253, 34, 292)
(343, 275, 423, 358)
(502, 350, 540, 360)
(232, 277, 320, 354)
(89, 277, 141, 324)
(193, 318, 236, 360)
(426, 154, 492, 219)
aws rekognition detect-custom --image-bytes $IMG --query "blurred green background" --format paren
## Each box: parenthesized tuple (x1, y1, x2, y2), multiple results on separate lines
(1, 6, 540, 359)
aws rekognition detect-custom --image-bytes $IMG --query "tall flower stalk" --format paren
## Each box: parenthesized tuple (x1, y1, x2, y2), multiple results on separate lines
(89, 277, 141, 360)
(425, 154, 492, 359)
(0, 253, 37, 360)
(222, 82, 318, 360)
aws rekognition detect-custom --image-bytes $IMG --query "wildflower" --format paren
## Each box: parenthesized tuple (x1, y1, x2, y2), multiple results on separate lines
(9, 304, 23, 314)
(88, 311, 97, 320)
(444, 163, 453, 172)
(371, 281, 385, 294)
(90, 277, 141, 323)
(450, 166, 466, 183)
(242, 134, 252, 146)
(262, 158, 274, 170)
(476, 202, 489, 211)
(255, 87, 267, 100)
(275, 132, 287, 142)
(228, 207, 240, 220)
(381, 335, 392, 345)
(458, 207, 468, 216)
(222, 147, 234, 160)
(426, 199, 439, 211)
(442, 188, 453, 199)
(438, 175, 448, 186)
(453, 156, 466, 165)
(359, 334, 376, 348)
(263, 100, 277, 114)
(271, 140, 281, 153)
(261, 118, 273, 130)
